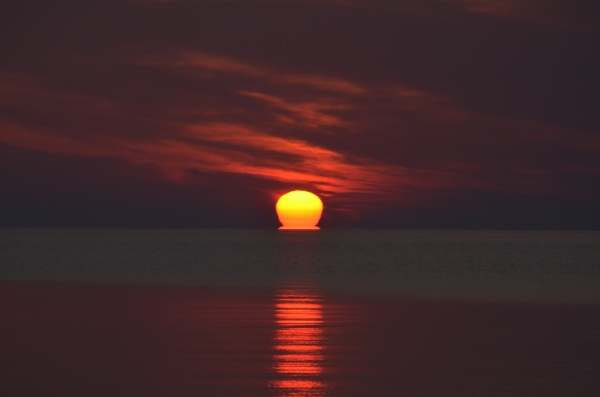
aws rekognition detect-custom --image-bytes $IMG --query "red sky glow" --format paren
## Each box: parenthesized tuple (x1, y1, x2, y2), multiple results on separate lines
(1, 0, 599, 228)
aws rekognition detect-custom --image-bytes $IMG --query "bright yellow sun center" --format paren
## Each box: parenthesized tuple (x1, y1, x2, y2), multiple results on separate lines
(276, 190, 323, 230)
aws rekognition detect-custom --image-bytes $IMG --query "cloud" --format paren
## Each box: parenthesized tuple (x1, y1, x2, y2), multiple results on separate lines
(0, 65, 461, 215)
(444, 0, 600, 31)
(238, 91, 350, 128)
(134, 0, 600, 32)
(2, 48, 599, 223)
(139, 51, 366, 95)
(139, 50, 600, 199)
(0, 72, 113, 116)
(135, 50, 464, 133)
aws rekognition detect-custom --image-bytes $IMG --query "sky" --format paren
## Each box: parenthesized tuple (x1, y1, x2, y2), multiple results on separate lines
(1, 0, 599, 229)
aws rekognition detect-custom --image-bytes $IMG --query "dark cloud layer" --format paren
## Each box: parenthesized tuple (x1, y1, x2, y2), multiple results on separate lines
(1, 0, 599, 228)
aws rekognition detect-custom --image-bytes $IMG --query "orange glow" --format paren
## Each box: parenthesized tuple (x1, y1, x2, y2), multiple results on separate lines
(270, 379, 325, 391)
(271, 289, 327, 396)
(276, 191, 323, 230)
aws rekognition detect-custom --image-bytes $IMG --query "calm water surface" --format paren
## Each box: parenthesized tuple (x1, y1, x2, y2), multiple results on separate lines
(1, 229, 599, 396)
(1, 229, 599, 303)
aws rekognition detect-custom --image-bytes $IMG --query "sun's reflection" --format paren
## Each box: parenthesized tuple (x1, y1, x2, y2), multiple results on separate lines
(271, 289, 327, 396)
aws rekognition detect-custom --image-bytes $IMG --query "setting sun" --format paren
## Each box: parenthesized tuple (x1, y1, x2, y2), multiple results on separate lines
(276, 191, 323, 230)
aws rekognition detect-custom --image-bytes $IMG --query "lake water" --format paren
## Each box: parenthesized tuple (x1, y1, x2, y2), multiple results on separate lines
(1, 229, 599, 396)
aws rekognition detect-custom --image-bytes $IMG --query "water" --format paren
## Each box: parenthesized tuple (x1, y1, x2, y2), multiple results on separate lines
(1, 229, 599, 304)
(1, 229, 600, 396)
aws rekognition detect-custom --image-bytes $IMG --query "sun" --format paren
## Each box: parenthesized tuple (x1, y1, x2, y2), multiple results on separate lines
(276, 190, 323, 230)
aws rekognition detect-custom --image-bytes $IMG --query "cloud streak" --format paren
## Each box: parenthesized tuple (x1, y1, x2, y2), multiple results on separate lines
(3, 50, 600, 212)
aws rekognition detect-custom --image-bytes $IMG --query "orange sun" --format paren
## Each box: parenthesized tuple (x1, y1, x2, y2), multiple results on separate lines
(276, 190, 323, 230)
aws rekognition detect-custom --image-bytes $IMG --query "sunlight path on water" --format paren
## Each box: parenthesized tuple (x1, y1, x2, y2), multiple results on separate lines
(271, 288, 327, 396)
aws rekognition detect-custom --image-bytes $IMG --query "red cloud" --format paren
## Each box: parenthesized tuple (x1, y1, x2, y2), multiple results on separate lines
(2, 51, 599, 219)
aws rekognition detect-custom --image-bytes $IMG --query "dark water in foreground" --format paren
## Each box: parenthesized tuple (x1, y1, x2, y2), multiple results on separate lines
(1, 229, 600, 396)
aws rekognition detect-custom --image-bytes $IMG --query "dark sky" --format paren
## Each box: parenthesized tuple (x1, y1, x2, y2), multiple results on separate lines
(1, 0, 599, 228)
